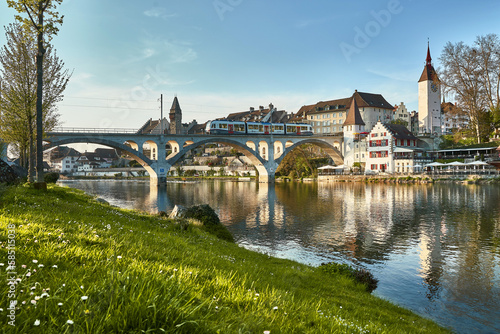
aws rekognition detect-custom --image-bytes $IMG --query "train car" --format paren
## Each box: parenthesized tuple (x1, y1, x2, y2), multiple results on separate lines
(246, 122, 272, 135)
(285, 123, 313, 136)
(205, 120, 312, 136)
(206, 120, 246, 135)
(271, 123, 285, 135)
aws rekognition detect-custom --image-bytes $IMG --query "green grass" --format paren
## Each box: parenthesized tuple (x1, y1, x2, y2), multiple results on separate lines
(0, 184, 450, 333)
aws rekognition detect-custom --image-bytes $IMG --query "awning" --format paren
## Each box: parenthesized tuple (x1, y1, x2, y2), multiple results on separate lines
(317, 165, 338, 170)
(394, 147, 414, 153)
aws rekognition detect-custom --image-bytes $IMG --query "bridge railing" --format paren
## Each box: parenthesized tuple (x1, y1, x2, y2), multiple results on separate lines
(49, 127, 139, 134)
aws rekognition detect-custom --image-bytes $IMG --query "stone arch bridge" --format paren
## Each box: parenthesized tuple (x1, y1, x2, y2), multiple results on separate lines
(45, 129, 343, 185)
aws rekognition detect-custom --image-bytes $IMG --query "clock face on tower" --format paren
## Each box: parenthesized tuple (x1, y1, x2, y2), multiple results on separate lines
(431, 82, 438, 93)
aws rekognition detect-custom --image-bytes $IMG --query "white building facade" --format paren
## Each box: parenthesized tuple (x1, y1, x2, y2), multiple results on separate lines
(365, 121, 421, 174)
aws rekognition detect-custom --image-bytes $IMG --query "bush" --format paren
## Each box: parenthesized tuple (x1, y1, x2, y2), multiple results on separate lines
(183, 204, 234, 242)
(44, 172, 60, 184)
(320, 262, 378, 293)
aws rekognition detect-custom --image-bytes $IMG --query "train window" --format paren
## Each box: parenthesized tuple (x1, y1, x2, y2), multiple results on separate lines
(235, 124, 244, 131)
(220, 123, 227, 129)
(301, 126, 308, 131)
(211, 123, 216, 128)
(259, 125, 263, 131)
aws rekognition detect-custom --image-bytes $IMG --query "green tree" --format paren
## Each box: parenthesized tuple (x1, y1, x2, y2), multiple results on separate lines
(175, 166, 184, 177)
(0, 23, 70, 180)
(439, 34, 500, 143)
(7, 0, 64, 183)
(390, 119, 408, 127)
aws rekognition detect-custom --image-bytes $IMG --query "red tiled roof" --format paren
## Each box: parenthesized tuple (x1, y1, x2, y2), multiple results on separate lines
(384, 123, 418, 140)
(343, 98, 365, 126)
(299, 91, 393, 118)
(418, 45, 440, 82)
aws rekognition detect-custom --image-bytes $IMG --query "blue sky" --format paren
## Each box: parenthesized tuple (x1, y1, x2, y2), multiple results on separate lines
(1, 0, 499, 130)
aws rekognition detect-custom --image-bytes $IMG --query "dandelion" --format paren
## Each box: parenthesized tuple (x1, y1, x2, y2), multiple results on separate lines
(34, 319, 40, 326)
(84, 309, 90, 315)
(66, 319, 74, 325)
(81, 296, 88, 301)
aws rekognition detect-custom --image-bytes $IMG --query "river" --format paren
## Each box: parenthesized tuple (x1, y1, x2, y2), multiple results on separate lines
(58, 179, 500, 333)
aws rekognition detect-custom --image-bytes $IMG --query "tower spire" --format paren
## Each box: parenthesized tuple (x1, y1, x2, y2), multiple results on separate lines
(426, 40, 432, 67)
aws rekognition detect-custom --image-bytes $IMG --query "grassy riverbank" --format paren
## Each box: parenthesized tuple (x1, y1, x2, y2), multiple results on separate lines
(0, 184, 449, 333)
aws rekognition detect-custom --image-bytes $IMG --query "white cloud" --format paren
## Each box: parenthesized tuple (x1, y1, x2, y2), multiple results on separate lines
(366, 68, 417, 82)
(143, 7, 178, 20)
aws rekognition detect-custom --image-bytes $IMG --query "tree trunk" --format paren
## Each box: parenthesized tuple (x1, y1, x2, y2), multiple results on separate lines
(35, 4, 45, 183)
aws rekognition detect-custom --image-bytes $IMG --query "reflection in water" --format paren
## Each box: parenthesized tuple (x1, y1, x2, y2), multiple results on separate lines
(59, 180, 500, 334)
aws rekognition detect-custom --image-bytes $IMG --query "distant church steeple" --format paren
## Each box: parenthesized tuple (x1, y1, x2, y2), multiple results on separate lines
(169, 96, 182, 134)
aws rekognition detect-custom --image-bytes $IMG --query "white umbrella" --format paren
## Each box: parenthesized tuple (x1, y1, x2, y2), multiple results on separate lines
(470, 161, 489, 171)
(425, 162, 446, 167)
(470, 161, 489, 165)
(446, 161, 465, 166)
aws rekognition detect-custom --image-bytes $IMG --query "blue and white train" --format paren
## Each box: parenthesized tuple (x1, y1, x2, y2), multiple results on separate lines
(205, 120, 313, 136)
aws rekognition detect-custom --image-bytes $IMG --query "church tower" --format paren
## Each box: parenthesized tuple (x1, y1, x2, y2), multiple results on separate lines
(418, 43, 441, 135)
(343, 95, 365, 168)
(169, 96, 182, 134)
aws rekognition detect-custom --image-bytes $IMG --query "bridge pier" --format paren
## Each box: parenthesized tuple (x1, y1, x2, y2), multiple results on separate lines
(150, 176, 167, 187)
(256, 160, 278, 183)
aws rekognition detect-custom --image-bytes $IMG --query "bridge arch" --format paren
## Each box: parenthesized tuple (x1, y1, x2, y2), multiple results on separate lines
(169, 137, 266, 167)
(44, 136, 155, 176)
(276, 138, 344, 167)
